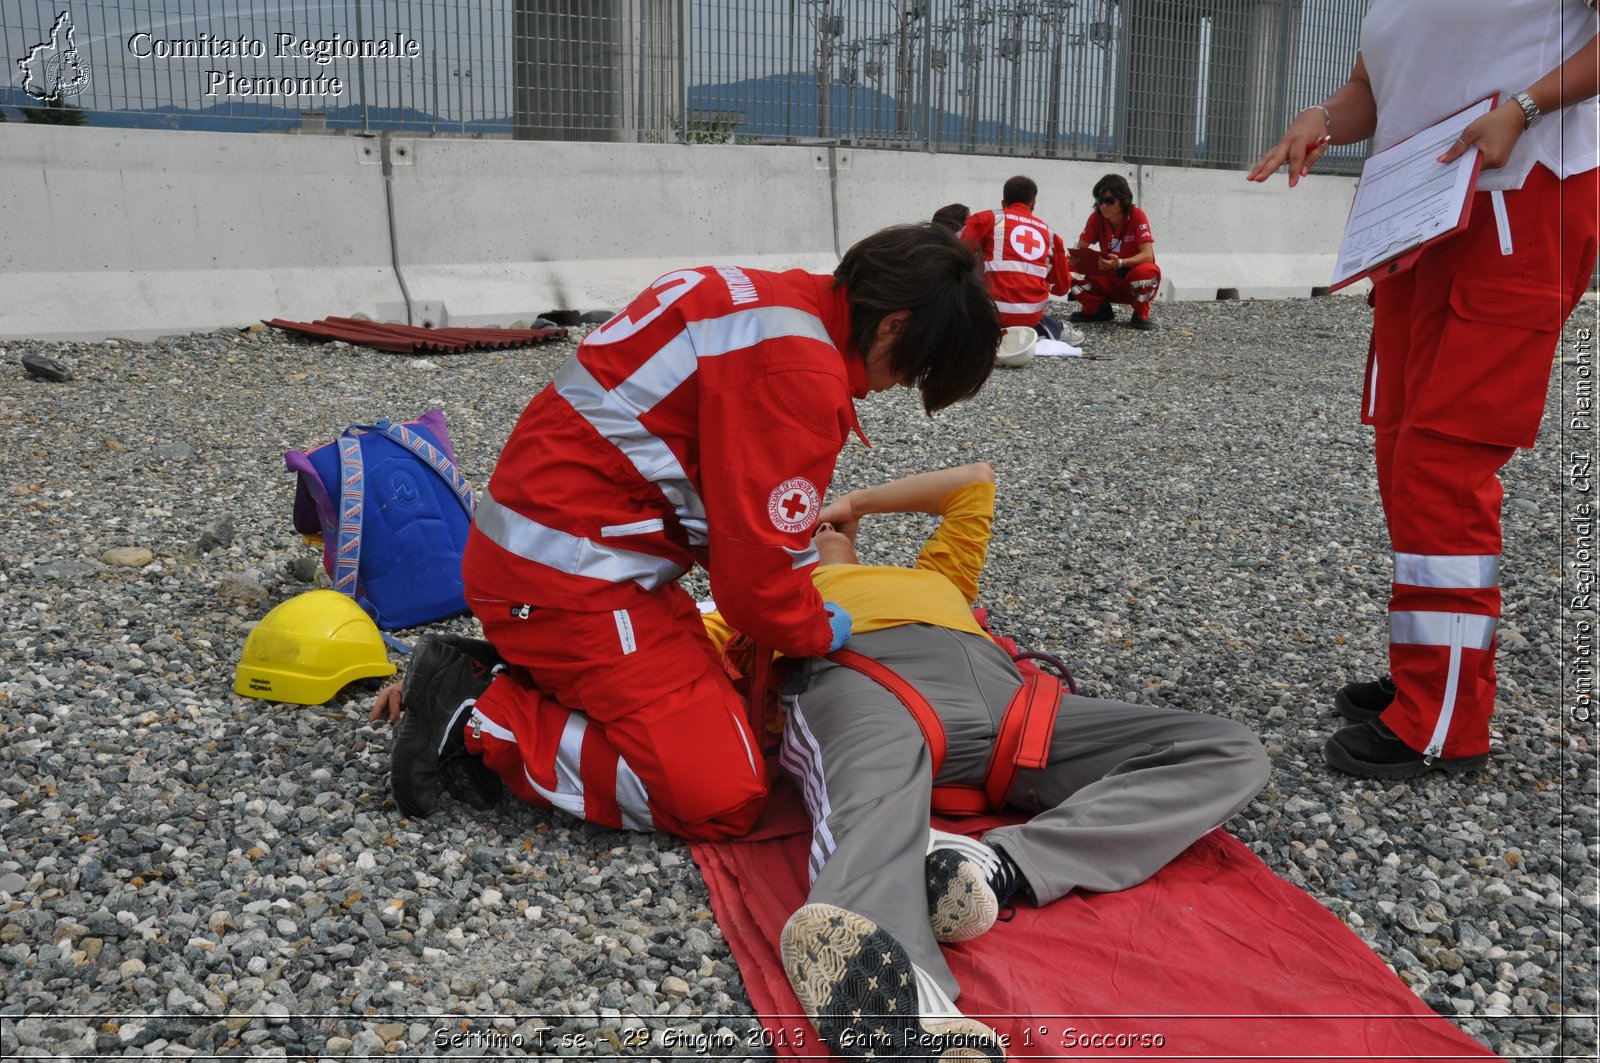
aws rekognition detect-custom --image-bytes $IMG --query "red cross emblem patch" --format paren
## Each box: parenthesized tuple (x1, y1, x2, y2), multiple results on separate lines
(1009, 224, 1046, 261)
(768, 478, 821, 533)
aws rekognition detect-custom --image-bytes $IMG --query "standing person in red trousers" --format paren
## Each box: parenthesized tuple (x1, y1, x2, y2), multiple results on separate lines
(1249, 0, 1598, 778)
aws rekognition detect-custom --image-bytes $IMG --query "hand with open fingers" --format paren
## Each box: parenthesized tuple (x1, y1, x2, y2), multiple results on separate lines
(370, 680, 403, 724)
(1246, 108, 1332, 187)
(824, 601, 853, 653)
(1436, 103, 1524, 170)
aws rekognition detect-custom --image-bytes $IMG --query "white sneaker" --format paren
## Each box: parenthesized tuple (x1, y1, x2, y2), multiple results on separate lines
(1062, 324, 1086, 347)
(781, 903, 1006, 1061)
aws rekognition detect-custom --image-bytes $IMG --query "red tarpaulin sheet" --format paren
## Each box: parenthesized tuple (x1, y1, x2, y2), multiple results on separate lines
(690, 781, 1495, 1062)
(266, 316, 566, 354)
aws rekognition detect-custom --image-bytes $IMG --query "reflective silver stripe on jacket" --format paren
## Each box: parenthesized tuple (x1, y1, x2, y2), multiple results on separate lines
(1393, 552, 1500, 589)
(555, 305, 835, 550)
(1390, 610, 1495, 651)
(989, 211, 1006, 263)
(995, 297, 1049, 315)
(984, 259, 1050, 278)
(475, 491, 687, 590)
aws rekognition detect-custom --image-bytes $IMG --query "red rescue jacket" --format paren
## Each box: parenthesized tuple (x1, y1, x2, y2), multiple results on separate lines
(463, 266, 867, 658)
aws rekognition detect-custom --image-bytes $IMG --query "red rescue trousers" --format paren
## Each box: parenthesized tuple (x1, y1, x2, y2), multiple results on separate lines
(1072, 262, 1162, 321)
(462, 584, 768, 840)
(1363, 164, 1598, 758)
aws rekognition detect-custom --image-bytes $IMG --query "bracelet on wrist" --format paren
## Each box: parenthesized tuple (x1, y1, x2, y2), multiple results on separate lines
(1508, 90, 1541, 129)
(1301, 104, 1332, 131)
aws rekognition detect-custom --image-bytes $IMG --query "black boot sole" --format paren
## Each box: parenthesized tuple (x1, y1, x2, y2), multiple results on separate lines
(1323, 737, 1489, 780)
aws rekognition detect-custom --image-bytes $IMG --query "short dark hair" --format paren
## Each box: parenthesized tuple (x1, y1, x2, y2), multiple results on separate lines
(1092, 173, 1133, 210)
(931, 203, 970, 232)
(1001, 175, 1037, 207)
(834, 224, 999, 415)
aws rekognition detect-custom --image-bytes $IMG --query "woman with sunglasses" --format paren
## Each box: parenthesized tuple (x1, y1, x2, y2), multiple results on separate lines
(1068, 174, 1162, 331)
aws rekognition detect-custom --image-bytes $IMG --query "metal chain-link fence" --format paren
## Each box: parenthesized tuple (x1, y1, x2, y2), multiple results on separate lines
(2, 0, 1368, 172)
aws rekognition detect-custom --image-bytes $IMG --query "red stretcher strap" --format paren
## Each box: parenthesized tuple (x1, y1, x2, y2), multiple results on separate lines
(825, 649, 948, 772)
(981, 672, 1061, 811)
(825, 650, 1060, 815)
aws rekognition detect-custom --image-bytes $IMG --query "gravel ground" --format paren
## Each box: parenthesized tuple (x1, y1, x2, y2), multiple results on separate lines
(1, 294, 1595, 1060)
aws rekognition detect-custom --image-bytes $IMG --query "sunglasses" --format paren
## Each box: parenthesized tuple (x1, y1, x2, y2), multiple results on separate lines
(1095, 195, 1119, 206)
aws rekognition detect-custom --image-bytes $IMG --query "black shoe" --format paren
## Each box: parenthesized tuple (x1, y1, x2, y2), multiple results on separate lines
(924, 828, 1024, 943)
(390, 636, 504, 817)
(1069, 304, 1115, 324)
(1334, 675, 1397, 723)
(428, 633, 505, 672)
(1129, 316, 1154, 331)
(1323, 719, 1489, 780)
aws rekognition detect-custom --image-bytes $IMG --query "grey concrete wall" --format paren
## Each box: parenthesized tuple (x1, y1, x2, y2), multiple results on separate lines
(0, 124, 1359, 341)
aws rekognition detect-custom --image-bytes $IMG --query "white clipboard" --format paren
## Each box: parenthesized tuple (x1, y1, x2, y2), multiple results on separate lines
(1329, 95, 1495, 292)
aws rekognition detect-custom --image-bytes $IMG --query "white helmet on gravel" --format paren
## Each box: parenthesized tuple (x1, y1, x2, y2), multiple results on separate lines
(995, 326, 1036, 368)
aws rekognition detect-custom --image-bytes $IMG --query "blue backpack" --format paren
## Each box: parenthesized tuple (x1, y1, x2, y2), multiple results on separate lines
(286, 409, 475, 630)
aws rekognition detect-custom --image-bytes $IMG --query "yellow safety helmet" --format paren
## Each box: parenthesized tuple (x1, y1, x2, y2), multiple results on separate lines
(234, 590, 396, 705)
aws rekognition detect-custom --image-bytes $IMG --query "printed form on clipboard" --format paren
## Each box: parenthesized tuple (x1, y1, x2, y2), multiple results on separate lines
(1330, 95, 1495, 292)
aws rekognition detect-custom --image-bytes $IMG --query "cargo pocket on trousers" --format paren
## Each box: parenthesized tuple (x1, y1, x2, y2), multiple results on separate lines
(1409, 276, 1564, 450)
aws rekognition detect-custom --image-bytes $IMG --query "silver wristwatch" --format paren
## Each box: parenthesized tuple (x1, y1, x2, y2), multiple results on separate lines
(1509, 90, 1542, 129)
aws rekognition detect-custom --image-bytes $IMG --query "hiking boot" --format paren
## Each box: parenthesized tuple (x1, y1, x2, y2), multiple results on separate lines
(428, 632, 505, 673)
(390, 636, 504, 817)
(1333, 675, 1397, 723)
(1069, 304, 1115, 324)
(781, 903, 1006, 1062)
(925, 828, 1024, 944)
(1129, 315, 1154, 331)
(1323, 719, 1489, 780)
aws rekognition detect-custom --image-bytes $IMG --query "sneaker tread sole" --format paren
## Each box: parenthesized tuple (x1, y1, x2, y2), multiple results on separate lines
(781, 904, 1003, 1061)
(925, 849, 999, 944)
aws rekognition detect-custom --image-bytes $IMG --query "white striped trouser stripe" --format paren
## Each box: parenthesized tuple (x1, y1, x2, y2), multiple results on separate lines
(615, 760, 655, 832)
(1391, 610, 1496, 758)
(1393, 553, 1500, 589)
(470, 707, 656, 830)
(1390, 611, 1496, 650)
(778, 695, 835, 883)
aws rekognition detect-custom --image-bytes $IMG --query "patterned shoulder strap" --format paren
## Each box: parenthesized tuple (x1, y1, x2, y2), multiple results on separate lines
(374, 420, 476, 516)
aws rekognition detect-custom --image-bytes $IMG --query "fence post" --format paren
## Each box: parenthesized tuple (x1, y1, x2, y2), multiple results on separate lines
(1113, 0, 1133, 161)
(1272, 0, 1296, 145)
(679, 0, 690, 143)
(354, 0, 371, 133)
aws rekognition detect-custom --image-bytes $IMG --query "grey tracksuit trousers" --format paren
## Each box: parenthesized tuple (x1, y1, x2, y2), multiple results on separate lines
(778, 625, 1270, 998)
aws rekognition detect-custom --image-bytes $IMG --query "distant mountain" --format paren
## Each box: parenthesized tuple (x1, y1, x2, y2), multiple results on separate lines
(0, 85, 508, 134)
(688, 70, 1107, 151)
(0, 75, 1106, 149)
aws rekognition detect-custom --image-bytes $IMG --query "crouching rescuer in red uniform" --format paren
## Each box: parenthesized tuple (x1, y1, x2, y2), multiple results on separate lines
(374, 224, 1001, 840)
